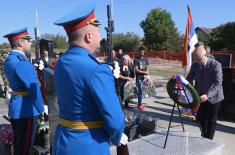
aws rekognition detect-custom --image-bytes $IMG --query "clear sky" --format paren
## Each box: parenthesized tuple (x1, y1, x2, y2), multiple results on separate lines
(0, 0, 235, 43)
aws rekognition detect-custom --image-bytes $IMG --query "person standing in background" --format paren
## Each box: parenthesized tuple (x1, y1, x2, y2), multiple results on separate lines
(119, 54, 134, 108)
(41, 50, 50, 68)
(133, 47, 149, 110)
(0, 50, 9, 97)
(205, 46, 215, 59)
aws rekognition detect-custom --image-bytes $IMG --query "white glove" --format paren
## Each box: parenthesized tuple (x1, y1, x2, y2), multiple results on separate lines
(109, 61, 120, 79)
(5, 88, 12, 106)
(38, 60, 44, 70)
(119, 133, 128, 145)
(34, 63, 39, 67)
(34, 60, 44, 70)
(113, 61, 120, 79)
(44, 105, 48, 115)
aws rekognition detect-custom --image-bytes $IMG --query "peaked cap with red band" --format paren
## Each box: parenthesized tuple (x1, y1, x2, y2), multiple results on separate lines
(3, 27, 31, 42)
(54, 4, 100, 33)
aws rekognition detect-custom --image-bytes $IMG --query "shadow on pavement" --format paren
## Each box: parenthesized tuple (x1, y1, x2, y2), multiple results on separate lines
(153, 100, 172, 107)
(125, 104, 235, 135)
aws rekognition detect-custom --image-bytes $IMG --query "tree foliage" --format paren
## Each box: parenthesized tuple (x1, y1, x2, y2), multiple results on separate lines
(208, 22, 235, 50)
(140, 7, 183, 51)
(41, 33, 68, 49)
(0, 33, 68, 51)
(100, 32, 142, 52)
(113, 32, 142, 52)
(0, 42, 10, 50)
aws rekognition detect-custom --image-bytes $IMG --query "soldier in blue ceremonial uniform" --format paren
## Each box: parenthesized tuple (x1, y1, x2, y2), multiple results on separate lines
(3, 28, 45, 155)
(53, 4, 128, 155)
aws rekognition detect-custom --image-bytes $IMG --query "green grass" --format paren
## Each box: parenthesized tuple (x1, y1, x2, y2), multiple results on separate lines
(150, 68, 181, 79)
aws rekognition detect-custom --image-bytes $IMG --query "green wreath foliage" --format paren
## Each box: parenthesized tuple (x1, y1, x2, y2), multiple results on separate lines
(166, 78, 200, 109)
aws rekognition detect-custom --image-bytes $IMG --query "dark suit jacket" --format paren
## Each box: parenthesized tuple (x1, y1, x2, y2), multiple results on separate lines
(186, 58, 224, 104)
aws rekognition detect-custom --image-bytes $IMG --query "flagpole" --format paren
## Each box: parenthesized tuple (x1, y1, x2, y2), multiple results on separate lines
(110, 0, 114, 19)
(35, 10, 40, 38)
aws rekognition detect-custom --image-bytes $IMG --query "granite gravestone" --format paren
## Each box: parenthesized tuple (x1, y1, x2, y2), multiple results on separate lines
(43, 68, 59, 147)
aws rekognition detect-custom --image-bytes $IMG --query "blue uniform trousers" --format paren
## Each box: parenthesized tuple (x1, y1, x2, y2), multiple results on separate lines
(10, 116, 38, 155)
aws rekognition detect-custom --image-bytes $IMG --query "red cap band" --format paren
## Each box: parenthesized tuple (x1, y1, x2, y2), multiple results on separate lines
(64, 12, 96, 33)
(8, 32, 29, 41)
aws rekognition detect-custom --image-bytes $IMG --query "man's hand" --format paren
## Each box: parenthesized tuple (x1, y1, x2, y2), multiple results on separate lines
(119, 133, 128, 145)
(127, 77, 133, 81)
(135, 67, 149, 75)
(145, 70, 149, 75)
(200, 94, 208, 103)
(192, 103, 201, 113)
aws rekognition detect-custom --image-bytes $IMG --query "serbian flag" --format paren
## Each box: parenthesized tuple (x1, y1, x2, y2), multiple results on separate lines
(175, 75, 193, 104)
(182, 5, 198, 76)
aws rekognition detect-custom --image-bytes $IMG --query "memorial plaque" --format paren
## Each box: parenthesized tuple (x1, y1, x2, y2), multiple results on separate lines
(39, 39, 54, 58)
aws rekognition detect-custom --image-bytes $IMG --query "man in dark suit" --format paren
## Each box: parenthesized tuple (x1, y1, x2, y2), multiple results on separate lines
(186, 42, 224, 140)
(41, 50, 49, 68)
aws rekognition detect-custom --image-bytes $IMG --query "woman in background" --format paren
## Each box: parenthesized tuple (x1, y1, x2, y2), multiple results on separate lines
(119, 54, 135, 108)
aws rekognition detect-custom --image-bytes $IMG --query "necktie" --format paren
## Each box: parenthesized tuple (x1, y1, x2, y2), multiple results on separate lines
(200, 65, 205, 95)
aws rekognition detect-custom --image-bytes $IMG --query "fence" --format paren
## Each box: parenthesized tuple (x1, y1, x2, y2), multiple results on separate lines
(97, 50, 235, 67)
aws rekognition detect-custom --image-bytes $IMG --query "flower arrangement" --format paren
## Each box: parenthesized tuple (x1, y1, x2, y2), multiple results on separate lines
(141, 78, 157, 98)
(37, 114, 49, 134)
(123, 80, 137, 101)
(123, 76, 157, 101)
(34, 113, 50, 148)
(0, 124, 13, 152)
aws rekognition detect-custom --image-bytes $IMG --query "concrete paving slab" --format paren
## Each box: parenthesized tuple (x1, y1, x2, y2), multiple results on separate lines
(110, 130, 224, 155)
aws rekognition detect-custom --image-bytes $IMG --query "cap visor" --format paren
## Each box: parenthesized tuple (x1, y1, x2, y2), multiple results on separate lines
(22, 36, 32, 40)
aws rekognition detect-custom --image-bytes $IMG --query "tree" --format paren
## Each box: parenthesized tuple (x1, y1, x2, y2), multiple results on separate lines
(113, 32, 142, 52)
(140, 7, 183, 51)
(208, 22, 235, 50)
(0, 42, 10, 50)
(41, 33, 68, 49)
(100, 32, 142, 52)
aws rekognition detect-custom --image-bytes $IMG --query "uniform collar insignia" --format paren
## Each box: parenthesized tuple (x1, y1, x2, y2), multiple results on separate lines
(96, 57, 105, 63)
(88, 53, 106, 64)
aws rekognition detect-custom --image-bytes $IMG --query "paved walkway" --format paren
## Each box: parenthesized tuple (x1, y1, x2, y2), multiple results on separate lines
(128, 84, 235, 155)
(0, 81, 234, 154)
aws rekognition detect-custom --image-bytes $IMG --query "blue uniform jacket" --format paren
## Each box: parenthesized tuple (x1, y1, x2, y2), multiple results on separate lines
(53, 46, 124, 155)
(4, 50, 44, 119)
